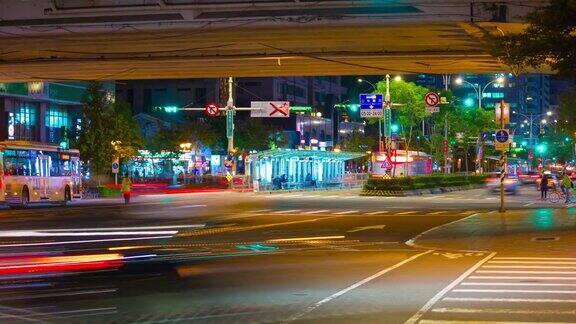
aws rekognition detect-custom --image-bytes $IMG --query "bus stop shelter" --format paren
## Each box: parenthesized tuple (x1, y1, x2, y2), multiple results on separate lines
(248, 149, 365, 191)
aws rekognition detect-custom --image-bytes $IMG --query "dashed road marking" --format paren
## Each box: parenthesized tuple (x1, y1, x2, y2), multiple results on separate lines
(443, 297, 576, 303)
(365, 211, 389, 215)
(302, 210, 330, 215)
(396, 211, 417, 215)
(271, 209, 302, 214)
(452, 288, 576, 294)
(333, 210, 359, 215)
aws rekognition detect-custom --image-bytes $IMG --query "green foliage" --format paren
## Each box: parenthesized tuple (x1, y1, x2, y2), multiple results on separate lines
(76, 82, 143, 177)
(364, 174, 488, 192)
(485, 0, 576, 77)
(234, 118, 286, 152)
(340, 129, 375, 152)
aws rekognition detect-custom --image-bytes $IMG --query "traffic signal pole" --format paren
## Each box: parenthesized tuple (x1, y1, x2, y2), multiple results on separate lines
(499, 100, 507, 213)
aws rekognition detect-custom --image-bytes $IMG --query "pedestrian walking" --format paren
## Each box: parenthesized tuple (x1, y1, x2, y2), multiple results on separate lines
(561, 172, 573, 203)
(540, 172, 549, 200)
(121, 174, 132, 204)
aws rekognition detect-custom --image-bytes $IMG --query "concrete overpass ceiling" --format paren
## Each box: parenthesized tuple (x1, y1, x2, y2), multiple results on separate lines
(0, 1, 547, 81)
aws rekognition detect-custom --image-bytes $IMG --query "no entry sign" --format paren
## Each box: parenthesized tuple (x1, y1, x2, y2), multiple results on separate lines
(424, 92, 440, 107)
(205, 103, 220, 117)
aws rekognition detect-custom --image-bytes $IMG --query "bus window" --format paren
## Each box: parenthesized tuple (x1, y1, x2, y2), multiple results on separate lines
(3, 150, 38, 176)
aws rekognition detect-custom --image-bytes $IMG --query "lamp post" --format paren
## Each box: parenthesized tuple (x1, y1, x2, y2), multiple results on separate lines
(454, 76, 506, 109)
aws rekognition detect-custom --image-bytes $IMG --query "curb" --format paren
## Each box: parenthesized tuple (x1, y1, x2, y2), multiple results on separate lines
(361, 184, 484, 197)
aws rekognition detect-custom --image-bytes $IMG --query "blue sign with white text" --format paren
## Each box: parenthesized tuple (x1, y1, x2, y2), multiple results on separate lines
(359, 94, 383, 118)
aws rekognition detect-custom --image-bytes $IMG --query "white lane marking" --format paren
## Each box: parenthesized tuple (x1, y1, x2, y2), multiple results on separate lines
(305, 195, 320, 198)
(443, 297, 576, 303)
(0, 235, 174, 248)
(250, 209, 272, 213)
(477, 270, 576, 274)
(365, 211, 389, 215)
(0, 289, 117, 301)
(405, 213, 480, 249)
(302, 210, 330, 214)
(267, 235, 344, 243)
(333, 210, 359, 215)
(488, 260, 576, 265)
(271, 209, 302, 214)
(321, 195, 338, 199)
(289, 250, 433, 322)
(469, 275, 576, 281)
(0, 230, 177, 237)
(493, 257, 576, 261)
(347, 225, 386, 233)
(427, 211, 445, 215)
(431, 307, 576, 315)
(453, 289, 576, 294)
(483, 265, 576, 269)
(461, 282, 576, 287)
(404, 252, 496, 324)
(396, 211, 417, 215)
(170, 204, 207, 209)
(42, 225, 203, 232)
(524, 202, 536, 206)
(343, 196, 356, 199)
(460, 211, 475, 215)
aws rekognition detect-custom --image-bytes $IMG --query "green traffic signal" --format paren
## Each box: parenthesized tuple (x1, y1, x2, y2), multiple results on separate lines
(390, 124, 400, 133)
(536, 143, 547, 154)
(463, 97, 475, 108)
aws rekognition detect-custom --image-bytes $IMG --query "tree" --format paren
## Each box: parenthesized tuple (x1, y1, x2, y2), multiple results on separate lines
(485, 0, 576, 77)
(234, 118, 286, 152)
(76, 82, 142, 181)
(340, 129, 376, 152)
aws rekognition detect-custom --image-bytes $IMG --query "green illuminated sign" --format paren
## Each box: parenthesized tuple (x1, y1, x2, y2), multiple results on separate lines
(291, 106, 312, 113)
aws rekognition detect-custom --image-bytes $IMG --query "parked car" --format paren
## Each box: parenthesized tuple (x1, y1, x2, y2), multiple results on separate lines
(518, 171, 540, 184)
(486, 173, 519, 194)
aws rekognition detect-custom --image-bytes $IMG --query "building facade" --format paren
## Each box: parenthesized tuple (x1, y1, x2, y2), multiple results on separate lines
(0, 81, 91, 146)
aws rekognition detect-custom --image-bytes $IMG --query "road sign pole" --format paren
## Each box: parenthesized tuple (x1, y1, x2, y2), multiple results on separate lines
(499, 100, 506, 213)
(226, 76, 234, 153)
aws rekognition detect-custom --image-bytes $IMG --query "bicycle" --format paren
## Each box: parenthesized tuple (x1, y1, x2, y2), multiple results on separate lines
(548, 187, 576, 203)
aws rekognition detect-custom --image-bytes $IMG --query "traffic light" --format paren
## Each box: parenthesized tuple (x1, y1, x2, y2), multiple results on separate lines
(536, 143, 547, 154)
(463, 97, 475, 108)
(348, 104, 359, 112)
(564, 136, 571, 142)
(520, 140, 528, 147)
(390, 123, 400, 133)
(154, 106, 179, 113)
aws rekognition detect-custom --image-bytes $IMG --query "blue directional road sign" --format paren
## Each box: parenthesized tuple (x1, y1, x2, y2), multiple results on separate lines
(359, 94, 384, 118)
(495, 129, 510, 151)
(495, 129, 509, 143)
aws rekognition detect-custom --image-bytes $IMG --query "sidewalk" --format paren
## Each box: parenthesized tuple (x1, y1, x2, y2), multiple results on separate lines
(410, 207, 576, 256)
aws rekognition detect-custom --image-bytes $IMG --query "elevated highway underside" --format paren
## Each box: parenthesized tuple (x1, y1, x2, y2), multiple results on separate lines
(0, 0, 536, 81)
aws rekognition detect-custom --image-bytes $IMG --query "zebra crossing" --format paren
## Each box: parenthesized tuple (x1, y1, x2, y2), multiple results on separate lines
(258, 193, 499, 202)
(410, 255, 576, 323)
(241, 209, 475, 217)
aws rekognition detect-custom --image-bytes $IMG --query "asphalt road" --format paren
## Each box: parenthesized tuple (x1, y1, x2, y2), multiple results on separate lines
(0, 187, 573, 323)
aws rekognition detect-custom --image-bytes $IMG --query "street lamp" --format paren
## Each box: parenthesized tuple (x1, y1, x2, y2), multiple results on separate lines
(394, 75, 402, 82)
(453, 76, 505, 109)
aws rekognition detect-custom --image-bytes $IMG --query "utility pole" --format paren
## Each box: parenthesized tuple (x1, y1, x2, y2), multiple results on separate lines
(384, 74, 392, 154)
(225, 76, 235, 153)
(499, 100, 508, 213)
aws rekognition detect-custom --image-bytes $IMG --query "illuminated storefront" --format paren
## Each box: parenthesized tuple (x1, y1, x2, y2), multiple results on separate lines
(248, 149, 364, 189)
(372, 150, 432, 177)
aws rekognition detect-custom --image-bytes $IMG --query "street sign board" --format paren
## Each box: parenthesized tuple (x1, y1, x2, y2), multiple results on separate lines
(495, 101, 510, 125)
(359, 94, 384, 118)
(204, 103, 220, 117)
(226, 111, 234, 138)
(426, 106, 440, 113)
(424, 92, 440, 107)
(111, 158, 119, 174)
(250, 101, 290, 118)
(495, 129, 510, 151)
(380, 160, 392, 170)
